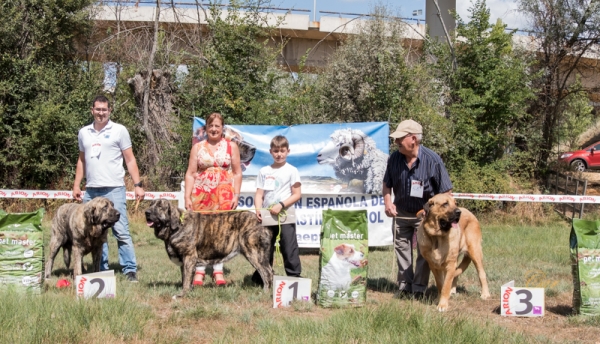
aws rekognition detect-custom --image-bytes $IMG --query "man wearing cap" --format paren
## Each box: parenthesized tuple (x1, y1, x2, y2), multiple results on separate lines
(383, 119, 453, 298)
(72, 95, 144, 282)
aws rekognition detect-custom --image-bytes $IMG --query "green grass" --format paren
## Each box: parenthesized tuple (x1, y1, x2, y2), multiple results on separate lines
(0, 213, 596, 343)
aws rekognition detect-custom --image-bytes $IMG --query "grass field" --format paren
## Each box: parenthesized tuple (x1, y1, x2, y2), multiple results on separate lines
(2, 210, 600, 343)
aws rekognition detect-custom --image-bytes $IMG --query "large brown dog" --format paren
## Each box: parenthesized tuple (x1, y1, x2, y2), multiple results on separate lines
(144, 199, 273, 297)
(45, 197, 120, 279)
(417, 193, 490, 311)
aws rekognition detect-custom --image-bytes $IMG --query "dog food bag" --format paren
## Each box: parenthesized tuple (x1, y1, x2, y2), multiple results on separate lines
(317, 209, 368, 308)
(0, 209, 44, 294)
(571, 218, 600, 315)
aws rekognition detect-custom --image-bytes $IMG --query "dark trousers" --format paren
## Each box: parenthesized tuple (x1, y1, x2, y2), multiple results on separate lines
(252, 223, 302, 283)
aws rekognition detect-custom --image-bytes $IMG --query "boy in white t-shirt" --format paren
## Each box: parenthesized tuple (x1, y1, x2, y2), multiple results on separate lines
(252, 135, 302, 285)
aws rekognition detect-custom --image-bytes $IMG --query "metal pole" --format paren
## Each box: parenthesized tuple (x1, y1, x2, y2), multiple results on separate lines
(313, 0, 316, 22)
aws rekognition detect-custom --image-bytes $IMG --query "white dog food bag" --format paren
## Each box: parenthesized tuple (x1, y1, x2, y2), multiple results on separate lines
(317, 209, 368, 308)
(0, 208, 44, 294)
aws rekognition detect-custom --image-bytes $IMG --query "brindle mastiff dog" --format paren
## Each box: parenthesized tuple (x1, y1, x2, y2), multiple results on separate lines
(144, 199, 273, 297)
(417, 193, 490, 312)
(45, 197, 120, 279)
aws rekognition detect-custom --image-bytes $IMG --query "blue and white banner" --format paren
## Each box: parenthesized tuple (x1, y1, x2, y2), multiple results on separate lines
(192, 118, 392, 247)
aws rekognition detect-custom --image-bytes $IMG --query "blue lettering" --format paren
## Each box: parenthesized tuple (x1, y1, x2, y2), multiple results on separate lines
(360, 196, 367, 207)
(311, 234, 319, 242)
(336, 196, 344, 207)
(245, 196, 253, 208)
(303, 234, 310, 241)
(344, 197, 353, 208)
(369, 211, 377, 223)
(328, 198, 335, 208)
(371, 195, 379, 206)
(295, 199, 302, 209)
(377, 211, 384, 223)
(321, 198, 328, 209)
(307, 198, 314, 209)
(299, 215, 307, 225)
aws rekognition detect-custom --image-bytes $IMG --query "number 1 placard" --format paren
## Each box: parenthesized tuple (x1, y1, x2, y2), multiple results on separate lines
(501, 280, 545, 317)
(272, 276, 311, 308)
(75, 270, 116, 299)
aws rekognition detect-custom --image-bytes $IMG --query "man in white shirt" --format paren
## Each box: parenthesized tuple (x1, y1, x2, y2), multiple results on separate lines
(73, 95, 144, 282)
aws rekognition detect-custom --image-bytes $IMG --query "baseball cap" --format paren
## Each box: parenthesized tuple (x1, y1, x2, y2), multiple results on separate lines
(389, 120, 422, 138)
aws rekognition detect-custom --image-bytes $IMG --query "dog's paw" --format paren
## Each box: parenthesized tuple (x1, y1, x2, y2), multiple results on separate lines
(437, 301, 449, 312)
(450, 287, 457, 295)
(480, 291, 491, 300)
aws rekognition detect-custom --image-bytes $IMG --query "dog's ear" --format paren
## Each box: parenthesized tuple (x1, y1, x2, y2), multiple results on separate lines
(169, 203, 181, 231)
(333, 244, 346, 255)
(84, 203, 96, 224)
(419, 201, 431, 219)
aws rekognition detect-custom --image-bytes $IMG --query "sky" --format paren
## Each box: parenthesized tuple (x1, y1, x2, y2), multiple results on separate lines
(271, 0, 528, 30)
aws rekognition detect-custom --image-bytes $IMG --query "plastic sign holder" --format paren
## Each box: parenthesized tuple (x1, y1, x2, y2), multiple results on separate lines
(272, 276, 311, 308)
(501, 280, 545, 317)
(75, 270, 116, 299)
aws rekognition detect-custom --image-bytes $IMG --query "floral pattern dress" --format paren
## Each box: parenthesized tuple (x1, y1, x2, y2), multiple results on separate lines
(191, 138, 235, 211)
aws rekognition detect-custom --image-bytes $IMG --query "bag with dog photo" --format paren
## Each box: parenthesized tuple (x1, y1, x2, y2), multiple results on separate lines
(571, 218, 600, 315)
(317, 209, 368, 308)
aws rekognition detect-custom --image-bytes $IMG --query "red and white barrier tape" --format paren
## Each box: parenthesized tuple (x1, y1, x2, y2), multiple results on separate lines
(0, 189, 598, 204)
(0, 190, 178, 201)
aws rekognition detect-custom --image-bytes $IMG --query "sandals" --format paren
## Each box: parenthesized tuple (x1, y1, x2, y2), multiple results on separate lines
(193, 271, 205, 286)
(213, 271, 227, 286)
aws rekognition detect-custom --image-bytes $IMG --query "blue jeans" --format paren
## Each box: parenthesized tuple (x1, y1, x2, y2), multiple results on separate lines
(83, 186, 137, 274)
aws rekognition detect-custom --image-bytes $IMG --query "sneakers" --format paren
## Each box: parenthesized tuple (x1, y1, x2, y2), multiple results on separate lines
(126, 271, 139, 283)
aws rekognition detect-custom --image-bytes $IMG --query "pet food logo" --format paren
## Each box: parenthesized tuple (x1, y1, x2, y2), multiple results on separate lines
(275, 280, 286, 308)
(539, 196, 556, 202)
(10, 191, 28, 197)
(559, 196, 575, 202)
(518, 195, 535, 201)
(0, 191, 6, 197)
(77, 276, 87, 297)
(158, 193, 177, 200)
(33, 191, 49, 198)
(499, 195, 515, 201)
(580, 196, 597, 203)
(53, 191, 71, 198)
(502, 286, 513, 315)
(456, 193, 475, 199)
(478, 194, 495, 200)
(145, 193, 155, 199)
(126, 192, 135, 199)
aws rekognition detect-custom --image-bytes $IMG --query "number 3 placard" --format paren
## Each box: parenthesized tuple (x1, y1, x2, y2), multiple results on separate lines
(272, 276, 311, 308)
(75, 270, 116, 299)
(501, 280, 545, 317)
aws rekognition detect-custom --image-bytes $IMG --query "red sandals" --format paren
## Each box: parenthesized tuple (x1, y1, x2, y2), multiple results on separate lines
(213, 271, 227, 286)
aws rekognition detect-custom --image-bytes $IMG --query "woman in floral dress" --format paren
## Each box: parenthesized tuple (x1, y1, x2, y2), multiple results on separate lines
(184, 112, 242, 286)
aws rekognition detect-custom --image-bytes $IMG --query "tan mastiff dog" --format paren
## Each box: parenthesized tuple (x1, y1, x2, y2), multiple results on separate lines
(417, 193, 490, 311)
(45, 197, 120, 279)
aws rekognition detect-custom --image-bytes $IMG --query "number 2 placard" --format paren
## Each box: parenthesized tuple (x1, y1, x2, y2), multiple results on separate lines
(75, 270, 116, 299)
(501, 280, 545, 317)
(272, 276, 311, 308)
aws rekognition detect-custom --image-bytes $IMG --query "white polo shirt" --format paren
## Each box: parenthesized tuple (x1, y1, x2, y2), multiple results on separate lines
(78, 120, 132, 187)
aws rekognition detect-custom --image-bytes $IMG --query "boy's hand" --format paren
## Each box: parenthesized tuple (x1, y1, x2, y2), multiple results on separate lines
(270, 203, 283, 216)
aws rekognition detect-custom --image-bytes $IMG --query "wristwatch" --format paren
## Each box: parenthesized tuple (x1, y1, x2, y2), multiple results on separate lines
(134, 181, 143, 188)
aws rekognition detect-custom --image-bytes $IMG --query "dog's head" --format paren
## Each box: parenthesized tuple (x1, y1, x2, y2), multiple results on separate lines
(333, 243, 364, 267)
(145, 199, 182, 240)
(84, 197, 120, 237)
(420, 193, 461, 234)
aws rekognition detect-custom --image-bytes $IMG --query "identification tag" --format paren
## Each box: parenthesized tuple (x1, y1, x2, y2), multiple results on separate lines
(91, 142, 102, 158)
(410, 180, 424, 198)
(273, 275, 312, 308)
(262, 175, 276, 191)
(75, 270, 116, 299)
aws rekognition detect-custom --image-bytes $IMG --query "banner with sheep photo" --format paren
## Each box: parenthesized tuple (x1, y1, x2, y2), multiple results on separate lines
(191, 118, 392, 248)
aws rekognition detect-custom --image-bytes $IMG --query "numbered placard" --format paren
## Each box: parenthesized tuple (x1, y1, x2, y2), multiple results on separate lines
(75, 270, 116, 299)
(272, 276, 311, 308)
(501, 280, 545, 317)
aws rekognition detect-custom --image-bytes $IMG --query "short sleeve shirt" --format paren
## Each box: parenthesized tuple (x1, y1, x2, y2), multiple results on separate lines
(78, 120, 132, 187)
(383, 145, 453, 213)
(256, 163, 301, 208)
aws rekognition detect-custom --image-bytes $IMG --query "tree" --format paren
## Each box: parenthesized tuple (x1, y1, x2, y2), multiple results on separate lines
(518, 0, 600, 171)
(427, 0, 534, 169)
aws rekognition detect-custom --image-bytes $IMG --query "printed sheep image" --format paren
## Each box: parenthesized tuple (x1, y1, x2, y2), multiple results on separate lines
(317, 128, 389, 194)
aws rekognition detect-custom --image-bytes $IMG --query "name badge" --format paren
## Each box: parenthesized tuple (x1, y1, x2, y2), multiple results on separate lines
(91, 142, 102, 158)
(263, 175, 276, 191)
(410, 180, 424, 198)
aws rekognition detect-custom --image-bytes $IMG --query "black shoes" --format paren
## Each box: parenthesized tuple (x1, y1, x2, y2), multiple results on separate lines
(126, 271, 139, 283)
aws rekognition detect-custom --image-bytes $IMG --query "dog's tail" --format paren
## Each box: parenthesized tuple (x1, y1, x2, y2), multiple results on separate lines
(63, 246, 72, 268)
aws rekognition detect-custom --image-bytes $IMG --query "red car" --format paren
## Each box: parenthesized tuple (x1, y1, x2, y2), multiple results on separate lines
(559, 141, 600, 171)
